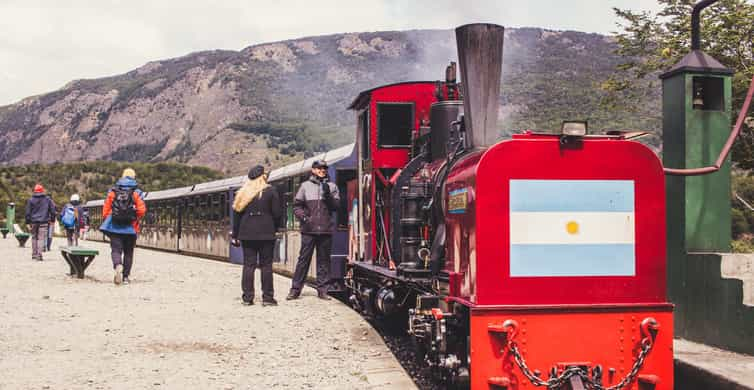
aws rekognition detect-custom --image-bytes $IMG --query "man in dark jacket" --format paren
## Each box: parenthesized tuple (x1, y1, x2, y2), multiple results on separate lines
(25, 184, 56, 261)
(287, 160, 340, 300)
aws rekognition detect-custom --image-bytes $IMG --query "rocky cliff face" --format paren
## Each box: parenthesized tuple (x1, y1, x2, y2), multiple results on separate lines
(0, 28, 659, 174)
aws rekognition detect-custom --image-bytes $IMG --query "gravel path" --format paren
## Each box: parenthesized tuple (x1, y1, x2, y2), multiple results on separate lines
(0, 237, 415, 390)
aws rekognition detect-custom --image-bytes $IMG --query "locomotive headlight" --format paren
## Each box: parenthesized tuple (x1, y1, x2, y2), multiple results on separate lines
(561, 121, 587, 136)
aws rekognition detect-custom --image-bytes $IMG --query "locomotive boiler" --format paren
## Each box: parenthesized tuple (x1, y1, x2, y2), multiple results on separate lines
(345, 23, 673, 389)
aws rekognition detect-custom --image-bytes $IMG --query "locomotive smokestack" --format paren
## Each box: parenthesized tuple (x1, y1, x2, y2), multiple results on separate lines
(455, 23, 504, 148)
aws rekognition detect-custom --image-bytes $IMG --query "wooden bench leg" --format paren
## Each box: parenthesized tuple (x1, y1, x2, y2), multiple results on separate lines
(17, 236, 29, 247)
(61, 252, 76, 276)
(71, 255, 86, 279)
(81, 255, 95, 277)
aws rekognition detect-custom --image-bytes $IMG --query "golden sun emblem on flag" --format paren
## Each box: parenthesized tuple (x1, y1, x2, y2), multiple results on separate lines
(566, 221, 579, 235)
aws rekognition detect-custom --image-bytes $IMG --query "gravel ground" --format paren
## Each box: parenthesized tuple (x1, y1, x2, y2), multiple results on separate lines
(0, 237, 414, 390)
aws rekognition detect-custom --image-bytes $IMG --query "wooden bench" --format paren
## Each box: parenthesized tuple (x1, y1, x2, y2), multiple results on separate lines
(0, 227, 9, 239)
(60, 247, 99, 279)
(14, 232, 30, 247)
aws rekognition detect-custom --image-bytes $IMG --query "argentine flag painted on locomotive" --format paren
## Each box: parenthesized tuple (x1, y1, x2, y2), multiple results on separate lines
(509, 180, 635, 277)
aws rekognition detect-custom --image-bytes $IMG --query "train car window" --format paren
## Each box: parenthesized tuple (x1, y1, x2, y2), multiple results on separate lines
(168, 200, 175, 226)
(336, 169, 357, 230)
(377, 102, 414, 148)
(214, 194, 221, 221)
(282, 180, 294, 230)
(151, 203, 157, 226)
(214, 195, 221, 222)
(359, 109, 370, 159)
(195, 196, 201, 224)
(208, 194, 215, 221)
(91, 207, 100, 227)
(214, 194, 219, 221)
(186, 198, 195, 227)
(220, 194, 227, 221)
(272, 182, 288, 231)
(198, 195, 207, 221)
(178, 199, 186, 227)
(166, 202, 173, 226)
(292, 176, 307, 230)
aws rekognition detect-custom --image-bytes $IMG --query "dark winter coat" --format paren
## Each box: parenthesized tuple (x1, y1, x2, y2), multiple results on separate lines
(232, 187, 283, 241)
(25, 193, 56, 224)
(293, 175, 339, 235)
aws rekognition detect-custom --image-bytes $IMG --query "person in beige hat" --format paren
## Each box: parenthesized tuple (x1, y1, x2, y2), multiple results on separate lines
(99, 168, 146, 285)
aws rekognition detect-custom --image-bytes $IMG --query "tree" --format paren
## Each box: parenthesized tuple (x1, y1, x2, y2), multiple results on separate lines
(605, 0, 754, 167)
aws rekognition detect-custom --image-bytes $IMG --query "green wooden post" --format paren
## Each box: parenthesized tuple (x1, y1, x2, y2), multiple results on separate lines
(662, 51, 733, 254)
(662, 51, 733, 314)
(6, 202, 15, 233)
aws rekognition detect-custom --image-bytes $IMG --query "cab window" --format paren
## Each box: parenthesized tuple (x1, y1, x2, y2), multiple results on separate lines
(377, 102, 414, 148)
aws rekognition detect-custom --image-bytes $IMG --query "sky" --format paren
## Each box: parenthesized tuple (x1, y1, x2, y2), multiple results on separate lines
(0, 0, 664, 106)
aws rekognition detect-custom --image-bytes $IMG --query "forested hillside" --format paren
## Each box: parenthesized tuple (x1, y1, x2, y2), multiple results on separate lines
(0, 162, 222, 222)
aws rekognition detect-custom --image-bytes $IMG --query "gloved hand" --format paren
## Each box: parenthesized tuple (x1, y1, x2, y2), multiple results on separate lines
(321, 181, 331, 196)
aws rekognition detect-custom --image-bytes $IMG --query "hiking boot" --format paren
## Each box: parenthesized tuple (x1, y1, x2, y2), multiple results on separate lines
(317, 291, 332, 301)
(286, 291, 300, 300)
(262, 299, 278, 307)
(114, 264, 123, 285)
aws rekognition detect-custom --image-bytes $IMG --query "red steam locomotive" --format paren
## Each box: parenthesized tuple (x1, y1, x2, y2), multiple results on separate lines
(344, 24, 672, 389)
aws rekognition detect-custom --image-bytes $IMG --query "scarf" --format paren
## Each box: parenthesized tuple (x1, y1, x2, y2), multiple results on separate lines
(233, 175, 270, 212)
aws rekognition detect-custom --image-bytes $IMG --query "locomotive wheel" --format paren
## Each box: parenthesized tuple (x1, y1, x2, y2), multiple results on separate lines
(447, 367, 470, 390)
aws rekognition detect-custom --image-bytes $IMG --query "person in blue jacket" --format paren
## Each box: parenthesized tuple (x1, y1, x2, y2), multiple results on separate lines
(59, 194, 85, 246)
(99, 168, 147, 285)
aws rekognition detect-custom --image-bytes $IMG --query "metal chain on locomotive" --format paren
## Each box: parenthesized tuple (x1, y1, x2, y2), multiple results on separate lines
(501, 317, 659, 389)
(507, 340, 653, 390)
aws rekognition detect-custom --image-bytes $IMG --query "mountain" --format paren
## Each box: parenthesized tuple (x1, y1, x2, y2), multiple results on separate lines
(0, 28, 660, 175)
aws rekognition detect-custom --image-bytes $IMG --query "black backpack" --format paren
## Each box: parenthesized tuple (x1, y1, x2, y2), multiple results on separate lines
(111, 187, 136, 225)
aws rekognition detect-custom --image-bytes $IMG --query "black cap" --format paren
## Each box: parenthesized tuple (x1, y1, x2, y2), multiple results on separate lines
(312, 160, 328, 169)
(248, 165, 265, 179)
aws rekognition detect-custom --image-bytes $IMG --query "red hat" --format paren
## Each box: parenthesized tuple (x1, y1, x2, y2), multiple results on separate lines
(33, 184, 44, 193)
